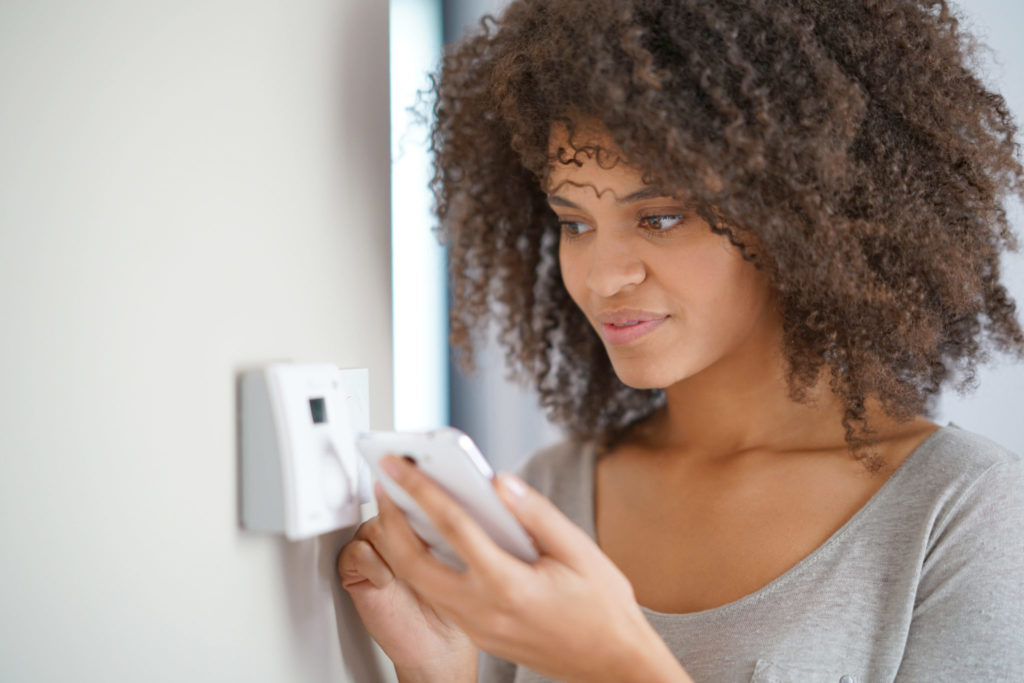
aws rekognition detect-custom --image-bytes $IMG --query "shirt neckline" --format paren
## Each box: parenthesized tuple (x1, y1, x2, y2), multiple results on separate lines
(581, 424, 952, 622)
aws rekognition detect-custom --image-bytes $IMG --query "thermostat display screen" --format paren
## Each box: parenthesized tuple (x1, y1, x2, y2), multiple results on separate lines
(309, 397, 327, 423)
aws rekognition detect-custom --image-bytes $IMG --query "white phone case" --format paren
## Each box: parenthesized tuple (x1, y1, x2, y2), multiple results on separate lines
(356, 427, 539, 568)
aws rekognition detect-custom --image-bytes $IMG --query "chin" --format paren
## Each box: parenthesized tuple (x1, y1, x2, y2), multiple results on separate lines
(608, 356, 684, 390)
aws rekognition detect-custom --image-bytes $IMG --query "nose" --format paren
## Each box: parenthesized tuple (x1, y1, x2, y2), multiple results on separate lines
(585, 232, 646, 297)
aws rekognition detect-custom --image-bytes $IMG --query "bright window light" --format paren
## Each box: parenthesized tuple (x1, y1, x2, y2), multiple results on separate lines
(389, 0, 447, 429)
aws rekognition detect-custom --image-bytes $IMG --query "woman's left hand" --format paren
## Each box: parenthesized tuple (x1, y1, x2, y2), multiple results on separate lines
(370, 455, 692, 683)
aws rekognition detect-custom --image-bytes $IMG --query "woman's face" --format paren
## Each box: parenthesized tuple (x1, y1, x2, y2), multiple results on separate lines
(548, 124, 779, 390)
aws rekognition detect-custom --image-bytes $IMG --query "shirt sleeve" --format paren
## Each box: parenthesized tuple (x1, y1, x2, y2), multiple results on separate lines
(478, 650, 519, 683)
(895, 458, 1024, 681)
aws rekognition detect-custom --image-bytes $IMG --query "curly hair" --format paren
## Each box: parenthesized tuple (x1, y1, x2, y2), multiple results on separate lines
(428, 0, 1024, 457)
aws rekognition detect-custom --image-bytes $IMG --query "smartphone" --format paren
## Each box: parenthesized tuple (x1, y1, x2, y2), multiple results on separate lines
(356, 427, 539, 569)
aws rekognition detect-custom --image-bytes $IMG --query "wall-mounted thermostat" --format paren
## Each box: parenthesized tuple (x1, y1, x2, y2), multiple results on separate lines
(240, 363, 372, 540)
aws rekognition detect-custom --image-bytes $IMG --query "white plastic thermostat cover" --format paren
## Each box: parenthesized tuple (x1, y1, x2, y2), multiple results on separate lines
(240, 363, 372, 540)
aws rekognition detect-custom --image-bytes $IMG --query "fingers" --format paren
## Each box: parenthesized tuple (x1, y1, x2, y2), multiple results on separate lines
(372, 483, 468, 599)
(380, 456, 520, 580)
(494, 471, 600, 569)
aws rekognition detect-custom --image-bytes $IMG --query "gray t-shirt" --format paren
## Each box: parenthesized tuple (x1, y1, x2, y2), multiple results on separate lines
(478, 425, 1024, 682)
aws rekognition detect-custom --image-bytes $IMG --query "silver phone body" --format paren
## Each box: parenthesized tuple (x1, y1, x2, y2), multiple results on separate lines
(356, 427, 539, 568)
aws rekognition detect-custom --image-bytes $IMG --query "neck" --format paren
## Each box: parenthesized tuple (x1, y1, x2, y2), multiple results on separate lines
(638, 327, 850, 459)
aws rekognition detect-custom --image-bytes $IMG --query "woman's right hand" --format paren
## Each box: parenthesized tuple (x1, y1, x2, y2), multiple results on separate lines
(338, 513, 478, 683)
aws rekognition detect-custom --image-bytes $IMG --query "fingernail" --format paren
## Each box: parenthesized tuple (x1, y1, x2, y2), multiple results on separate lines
(498, 471, 526, 498)
(373, 480, 384, 499)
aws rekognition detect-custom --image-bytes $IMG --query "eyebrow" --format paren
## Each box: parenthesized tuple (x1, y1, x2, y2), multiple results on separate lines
(546, 187, 674, 209)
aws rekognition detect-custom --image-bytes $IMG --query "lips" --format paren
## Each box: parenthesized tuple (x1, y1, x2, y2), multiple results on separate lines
(596, 309, 668, 345)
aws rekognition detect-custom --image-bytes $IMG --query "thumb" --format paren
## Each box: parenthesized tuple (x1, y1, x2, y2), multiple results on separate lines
(494, 471, 599, 569)
(338, 538, 396, 590)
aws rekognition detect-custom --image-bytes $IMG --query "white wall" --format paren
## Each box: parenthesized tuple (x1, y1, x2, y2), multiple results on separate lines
(0, 1, 395, 681)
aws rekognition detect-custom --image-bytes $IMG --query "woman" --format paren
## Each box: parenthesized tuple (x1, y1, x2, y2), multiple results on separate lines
(339, 1, 1024, 680)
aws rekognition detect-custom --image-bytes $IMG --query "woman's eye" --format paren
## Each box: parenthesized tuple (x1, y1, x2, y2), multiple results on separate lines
(639, 215, 685, 232)
(559, 221, 592, 238)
